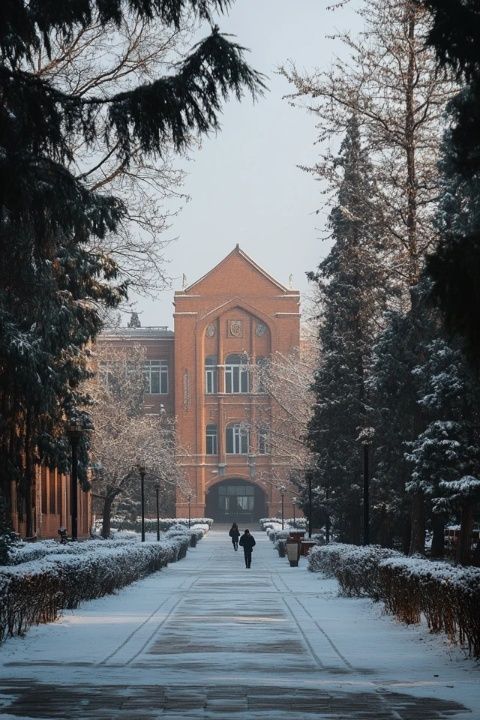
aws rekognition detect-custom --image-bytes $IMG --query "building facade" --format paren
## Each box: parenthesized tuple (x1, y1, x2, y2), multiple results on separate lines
(100, 246, 301, 523)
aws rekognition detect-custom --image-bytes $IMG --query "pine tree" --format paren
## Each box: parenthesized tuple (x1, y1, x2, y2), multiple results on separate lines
(307, 117, 387, 543)
(0, 1, 264, 535)
(421, 0, 480, 363)
(406, 337, 480, 562)
(369, 284, 438, 553)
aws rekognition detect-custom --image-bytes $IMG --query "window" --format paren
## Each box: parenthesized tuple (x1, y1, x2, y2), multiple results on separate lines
(144, 359, 168, 394)
(205, 356, 217, 394)
(206, 424, 218, 455)
(255, 356, 269, 393)
(258, 426, 270, 455)
(226, 424, 249, 454)
(225, 354, 249, 394)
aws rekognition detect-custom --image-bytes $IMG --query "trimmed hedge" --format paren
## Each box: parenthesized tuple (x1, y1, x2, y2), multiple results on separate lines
(0, 532, 192, 644)
(309, 543, 480, 658)
(104, 517, 214, 533)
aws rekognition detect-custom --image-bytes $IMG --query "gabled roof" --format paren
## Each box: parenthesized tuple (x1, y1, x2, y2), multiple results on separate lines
(181, 245, 294, 295)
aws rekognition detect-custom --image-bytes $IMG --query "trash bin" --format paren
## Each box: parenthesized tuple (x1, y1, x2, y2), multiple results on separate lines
(286, 541, 300, 567)
(189, 533, 197, 548)
(300, 540, 317, 556)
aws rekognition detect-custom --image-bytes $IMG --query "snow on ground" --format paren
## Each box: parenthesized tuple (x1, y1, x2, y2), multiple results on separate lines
(0, 529, 478, 719)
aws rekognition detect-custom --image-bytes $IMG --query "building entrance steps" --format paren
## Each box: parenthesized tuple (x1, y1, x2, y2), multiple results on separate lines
(0, 530, 478, 718)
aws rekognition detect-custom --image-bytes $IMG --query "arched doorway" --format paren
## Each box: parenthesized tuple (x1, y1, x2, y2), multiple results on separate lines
(206, 478, 266, 523)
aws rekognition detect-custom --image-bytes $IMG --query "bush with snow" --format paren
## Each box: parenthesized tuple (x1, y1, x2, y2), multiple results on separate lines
(97, 517, 214, 534)
(309, 543, 480, 657)
(0, 529, 198, 644)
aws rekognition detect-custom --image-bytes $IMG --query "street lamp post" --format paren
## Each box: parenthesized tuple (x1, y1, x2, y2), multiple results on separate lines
(188, 493, 192, 528)
(292, 497, 296, 528)
(280, 487, 285, 530)
(307, 470, 313, 539)
(363, 443, 370, 546)
(137, 464, 146, 542)
(357, 428, 374, 546)
(67, 419, 83, 541)
(155, 484, 160, 541)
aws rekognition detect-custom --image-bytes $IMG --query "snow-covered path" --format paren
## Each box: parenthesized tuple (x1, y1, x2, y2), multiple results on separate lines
(0, 530, 478, 719)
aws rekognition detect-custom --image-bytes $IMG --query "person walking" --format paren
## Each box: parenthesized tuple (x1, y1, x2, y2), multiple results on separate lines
(229, 522, 240, 551)
(239, 528, 256, 568)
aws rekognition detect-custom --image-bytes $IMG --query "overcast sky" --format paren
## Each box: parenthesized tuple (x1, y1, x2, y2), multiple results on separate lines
(132, 0, 362, 328)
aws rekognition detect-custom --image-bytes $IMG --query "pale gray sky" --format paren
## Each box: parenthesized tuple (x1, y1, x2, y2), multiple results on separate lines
(132, 0, 362, 328)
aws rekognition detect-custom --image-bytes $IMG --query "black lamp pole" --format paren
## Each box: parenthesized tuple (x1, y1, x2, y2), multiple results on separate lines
(138, 465, 146, 542)
(67, 421, 83, 541)
(363, 443, 370, 546)
(292, 500, 296, 528)
(155, 484, 160, 541)
(308, 471, 313, 539)
(280, 489, 285, 530)
(188, 494, 191, 528)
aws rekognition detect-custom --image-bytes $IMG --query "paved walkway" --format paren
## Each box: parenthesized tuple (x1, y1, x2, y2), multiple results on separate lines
(0, 530, 478, 719)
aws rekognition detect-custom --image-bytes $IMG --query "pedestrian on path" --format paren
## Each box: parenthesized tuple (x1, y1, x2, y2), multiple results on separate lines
(239, 528, 256, 568)
(229, 522, 240, 551)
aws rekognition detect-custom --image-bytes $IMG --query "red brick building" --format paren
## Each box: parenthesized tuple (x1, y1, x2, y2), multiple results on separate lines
(100, 246, 301, 523)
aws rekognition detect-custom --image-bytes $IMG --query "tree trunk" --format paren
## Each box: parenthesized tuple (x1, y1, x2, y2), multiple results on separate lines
(409, 491, 425, 555)
(430, 514, 445, 558)
(24, 411, 35, 538)
(405, 4, 419, 287)
(457, 501, 474, 566)
(101, 494, 115, 539)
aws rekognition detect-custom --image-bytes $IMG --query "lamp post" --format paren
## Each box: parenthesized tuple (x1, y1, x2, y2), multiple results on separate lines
(292, 497, 297, 528)
(357, 428, 374, 546)
(155, 483, 160, 541)
(307, 470, 313, 539)
(280, 486, 286, 530)
(67, 419, 83, 541)
(137, 464, 146, 542)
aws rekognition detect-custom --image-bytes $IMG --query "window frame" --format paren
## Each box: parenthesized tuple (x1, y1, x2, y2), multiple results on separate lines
(144, 359, 169, 395)
(206, 424, 218, 455)
(205, 356, 218, 395)
(225, 354, 249, 394)
(226, 423, 249, 454)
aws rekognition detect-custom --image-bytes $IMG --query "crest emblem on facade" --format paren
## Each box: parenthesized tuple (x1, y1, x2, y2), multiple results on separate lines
(228, 320, 243, 337)
(256, 322, 267, 336)
(206, 323, 216, 337)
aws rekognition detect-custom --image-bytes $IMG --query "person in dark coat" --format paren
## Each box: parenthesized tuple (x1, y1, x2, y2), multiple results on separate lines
(229, 522, 240, 551)
(239, 529, 256, 568)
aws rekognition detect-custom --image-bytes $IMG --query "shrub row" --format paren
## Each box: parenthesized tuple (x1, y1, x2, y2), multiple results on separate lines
(105, 517, 214, 533)
(309, 543, 480, 657)
(0, 531, 193, 644)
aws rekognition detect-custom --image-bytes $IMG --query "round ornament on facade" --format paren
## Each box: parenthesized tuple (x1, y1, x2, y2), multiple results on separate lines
(206, 323, 216, 337)
(256, 322, 267, 337)
(229, 320, 243, 338)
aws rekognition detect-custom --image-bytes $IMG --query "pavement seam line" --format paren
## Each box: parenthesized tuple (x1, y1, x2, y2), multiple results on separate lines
(281, 596, 325, 669)
(125, 595, 184, 665)
(294, 596, 355, 670)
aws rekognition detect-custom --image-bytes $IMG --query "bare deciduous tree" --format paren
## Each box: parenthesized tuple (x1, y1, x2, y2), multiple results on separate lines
(281, 0, 456, 296)
(89, 345, 184, 537)
(32, 13, 193, 295)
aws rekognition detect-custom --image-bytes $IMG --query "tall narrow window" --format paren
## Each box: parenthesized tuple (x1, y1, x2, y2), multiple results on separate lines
(258, 426, 270, 455)
(225, 354, 249, 394)
(226, 424, 249, 454)
(206, 425, 218, 455)
(205, 356, 217, 394)
(144, 359, 168, 394)
(255, 356, 269, 393)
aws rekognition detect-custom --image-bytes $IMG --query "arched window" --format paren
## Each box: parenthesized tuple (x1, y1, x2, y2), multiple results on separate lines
(206, 424, 218, 455)
(225, 353, 249, 394)
(226, 423, 249, 454)
(205, 356, 217, 394)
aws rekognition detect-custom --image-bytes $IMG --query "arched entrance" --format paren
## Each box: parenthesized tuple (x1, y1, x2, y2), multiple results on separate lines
(206, 478, 266, 523)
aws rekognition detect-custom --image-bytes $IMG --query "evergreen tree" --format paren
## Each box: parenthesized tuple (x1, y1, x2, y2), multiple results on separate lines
(307, 117, 386, 543)
(406, 337, 480, 562)
(420, 0, 480, 363)
(0, 0, 264, 535)
(369, 284, 437, 553)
